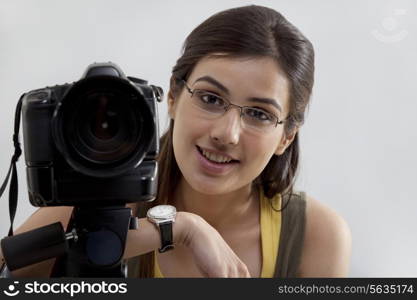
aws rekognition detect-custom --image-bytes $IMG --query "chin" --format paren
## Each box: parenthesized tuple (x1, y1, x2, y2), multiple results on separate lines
(190, 180, 221, 195)
(184, 173, 230, 195)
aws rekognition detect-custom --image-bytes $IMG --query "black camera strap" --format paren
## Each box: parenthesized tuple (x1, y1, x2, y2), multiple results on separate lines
(0, 94, 24, 238)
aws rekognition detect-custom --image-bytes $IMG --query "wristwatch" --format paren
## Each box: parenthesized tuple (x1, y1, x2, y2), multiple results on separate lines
(146, 205, 177, 253)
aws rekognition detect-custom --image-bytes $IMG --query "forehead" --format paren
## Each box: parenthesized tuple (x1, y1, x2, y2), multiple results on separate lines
(187, 56, 290, 112)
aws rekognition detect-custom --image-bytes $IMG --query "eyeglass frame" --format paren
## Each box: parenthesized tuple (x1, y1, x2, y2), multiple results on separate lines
(180, 79, 286, 128)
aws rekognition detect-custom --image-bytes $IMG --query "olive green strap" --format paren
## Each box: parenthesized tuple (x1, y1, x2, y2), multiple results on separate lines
(273, 191, 307, 278)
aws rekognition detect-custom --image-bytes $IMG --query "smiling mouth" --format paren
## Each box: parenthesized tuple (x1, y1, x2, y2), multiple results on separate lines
(196, 146, 240, 164)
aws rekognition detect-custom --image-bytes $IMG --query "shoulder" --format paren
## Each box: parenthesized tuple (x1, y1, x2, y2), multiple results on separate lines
(297, 194, 352, 277)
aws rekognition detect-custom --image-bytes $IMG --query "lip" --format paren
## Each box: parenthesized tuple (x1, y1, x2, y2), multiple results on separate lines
(195, 146, 239, 175)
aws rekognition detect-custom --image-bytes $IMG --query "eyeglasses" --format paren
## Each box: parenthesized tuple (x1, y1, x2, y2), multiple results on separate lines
(182, 80, 285, 134)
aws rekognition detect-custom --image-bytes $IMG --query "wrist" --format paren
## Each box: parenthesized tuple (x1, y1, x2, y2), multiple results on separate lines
(173, 211, 196, 247)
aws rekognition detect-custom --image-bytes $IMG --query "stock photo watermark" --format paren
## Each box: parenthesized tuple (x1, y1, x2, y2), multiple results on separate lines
(2, 280, 128, 298)
(371, 8, 409, 43)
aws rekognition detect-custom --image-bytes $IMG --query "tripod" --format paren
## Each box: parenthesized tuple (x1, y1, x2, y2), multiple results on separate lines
(1, 205, 137, 277)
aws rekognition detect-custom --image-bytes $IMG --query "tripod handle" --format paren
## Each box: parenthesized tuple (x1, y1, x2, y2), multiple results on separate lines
(1, 222, 68, 271)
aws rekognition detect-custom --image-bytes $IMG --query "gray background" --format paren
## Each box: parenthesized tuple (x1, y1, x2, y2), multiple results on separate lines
(1, 0, 416, 277)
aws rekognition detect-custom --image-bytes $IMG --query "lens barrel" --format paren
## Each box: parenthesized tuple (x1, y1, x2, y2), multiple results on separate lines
(52, 76, 155, 178)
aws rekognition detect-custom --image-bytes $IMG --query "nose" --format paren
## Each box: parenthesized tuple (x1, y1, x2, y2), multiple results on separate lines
(209, 107, 242, 146)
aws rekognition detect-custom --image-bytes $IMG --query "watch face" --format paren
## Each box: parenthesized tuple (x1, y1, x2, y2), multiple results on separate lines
(147, 205, 176, 219)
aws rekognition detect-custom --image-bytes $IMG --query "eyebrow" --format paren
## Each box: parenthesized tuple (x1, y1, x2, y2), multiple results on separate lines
(193, 75, 282, 112)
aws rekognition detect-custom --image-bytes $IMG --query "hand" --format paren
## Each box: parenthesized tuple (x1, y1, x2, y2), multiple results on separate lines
(178, 212, 251, 278)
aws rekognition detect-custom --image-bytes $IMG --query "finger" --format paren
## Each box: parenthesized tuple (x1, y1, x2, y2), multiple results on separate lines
(239, 264, 251, 278)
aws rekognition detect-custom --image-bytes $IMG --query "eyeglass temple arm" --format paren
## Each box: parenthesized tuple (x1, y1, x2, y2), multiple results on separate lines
(181, 79, 193, 94)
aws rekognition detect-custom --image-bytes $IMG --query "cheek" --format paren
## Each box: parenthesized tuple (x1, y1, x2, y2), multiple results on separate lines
(171, 107, 208, 168)
(247, 148, 272, 173)
(172, 108, 207, 148)
(244, 140, 276, 179)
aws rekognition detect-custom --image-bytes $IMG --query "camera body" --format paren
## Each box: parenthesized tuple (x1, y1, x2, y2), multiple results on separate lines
(21, 62, 161, 207)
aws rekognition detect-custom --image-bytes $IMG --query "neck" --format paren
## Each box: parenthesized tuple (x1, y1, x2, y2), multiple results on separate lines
(172, 177, 259, 231)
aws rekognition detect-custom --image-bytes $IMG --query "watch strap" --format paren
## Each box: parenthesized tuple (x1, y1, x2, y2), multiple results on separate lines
(158, 221, 174, 253)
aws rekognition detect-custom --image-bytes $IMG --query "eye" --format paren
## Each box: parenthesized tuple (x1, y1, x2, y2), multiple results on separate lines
(194, 90, 225, 106)
(245, 108, 274, 122)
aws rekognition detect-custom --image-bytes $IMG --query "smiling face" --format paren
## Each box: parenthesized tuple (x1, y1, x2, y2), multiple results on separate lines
(168, 56, 296, 195)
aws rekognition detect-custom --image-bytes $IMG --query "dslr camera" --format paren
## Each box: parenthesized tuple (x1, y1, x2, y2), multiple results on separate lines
(0, 62, 162, 277)
(21, 62, 161, 207)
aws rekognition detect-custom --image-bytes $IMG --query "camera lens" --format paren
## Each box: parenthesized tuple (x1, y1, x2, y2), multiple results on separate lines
(53, 76, 155, 177)
(88, 94, 120, 140)
(74, 90, 141, 164)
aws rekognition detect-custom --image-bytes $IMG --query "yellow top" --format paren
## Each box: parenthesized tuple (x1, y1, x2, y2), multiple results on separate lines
(154, 188, 282, 278)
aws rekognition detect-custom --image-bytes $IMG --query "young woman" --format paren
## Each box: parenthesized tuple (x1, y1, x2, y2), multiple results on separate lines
(1, 5, 351, 278)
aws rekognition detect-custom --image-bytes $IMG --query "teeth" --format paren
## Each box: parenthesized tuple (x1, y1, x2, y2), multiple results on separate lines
(201, 148, 232, 163)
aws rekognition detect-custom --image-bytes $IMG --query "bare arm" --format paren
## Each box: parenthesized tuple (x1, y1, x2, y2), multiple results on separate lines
(0, 207, 189, 277)
(2, 208, 250, 278)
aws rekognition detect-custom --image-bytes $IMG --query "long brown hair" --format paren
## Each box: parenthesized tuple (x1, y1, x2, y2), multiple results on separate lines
(134, 5, 314, 277)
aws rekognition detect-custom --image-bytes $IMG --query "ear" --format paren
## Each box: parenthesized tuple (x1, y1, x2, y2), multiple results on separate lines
(274, 129, 298, 156)
(167, 88, 177, 120)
